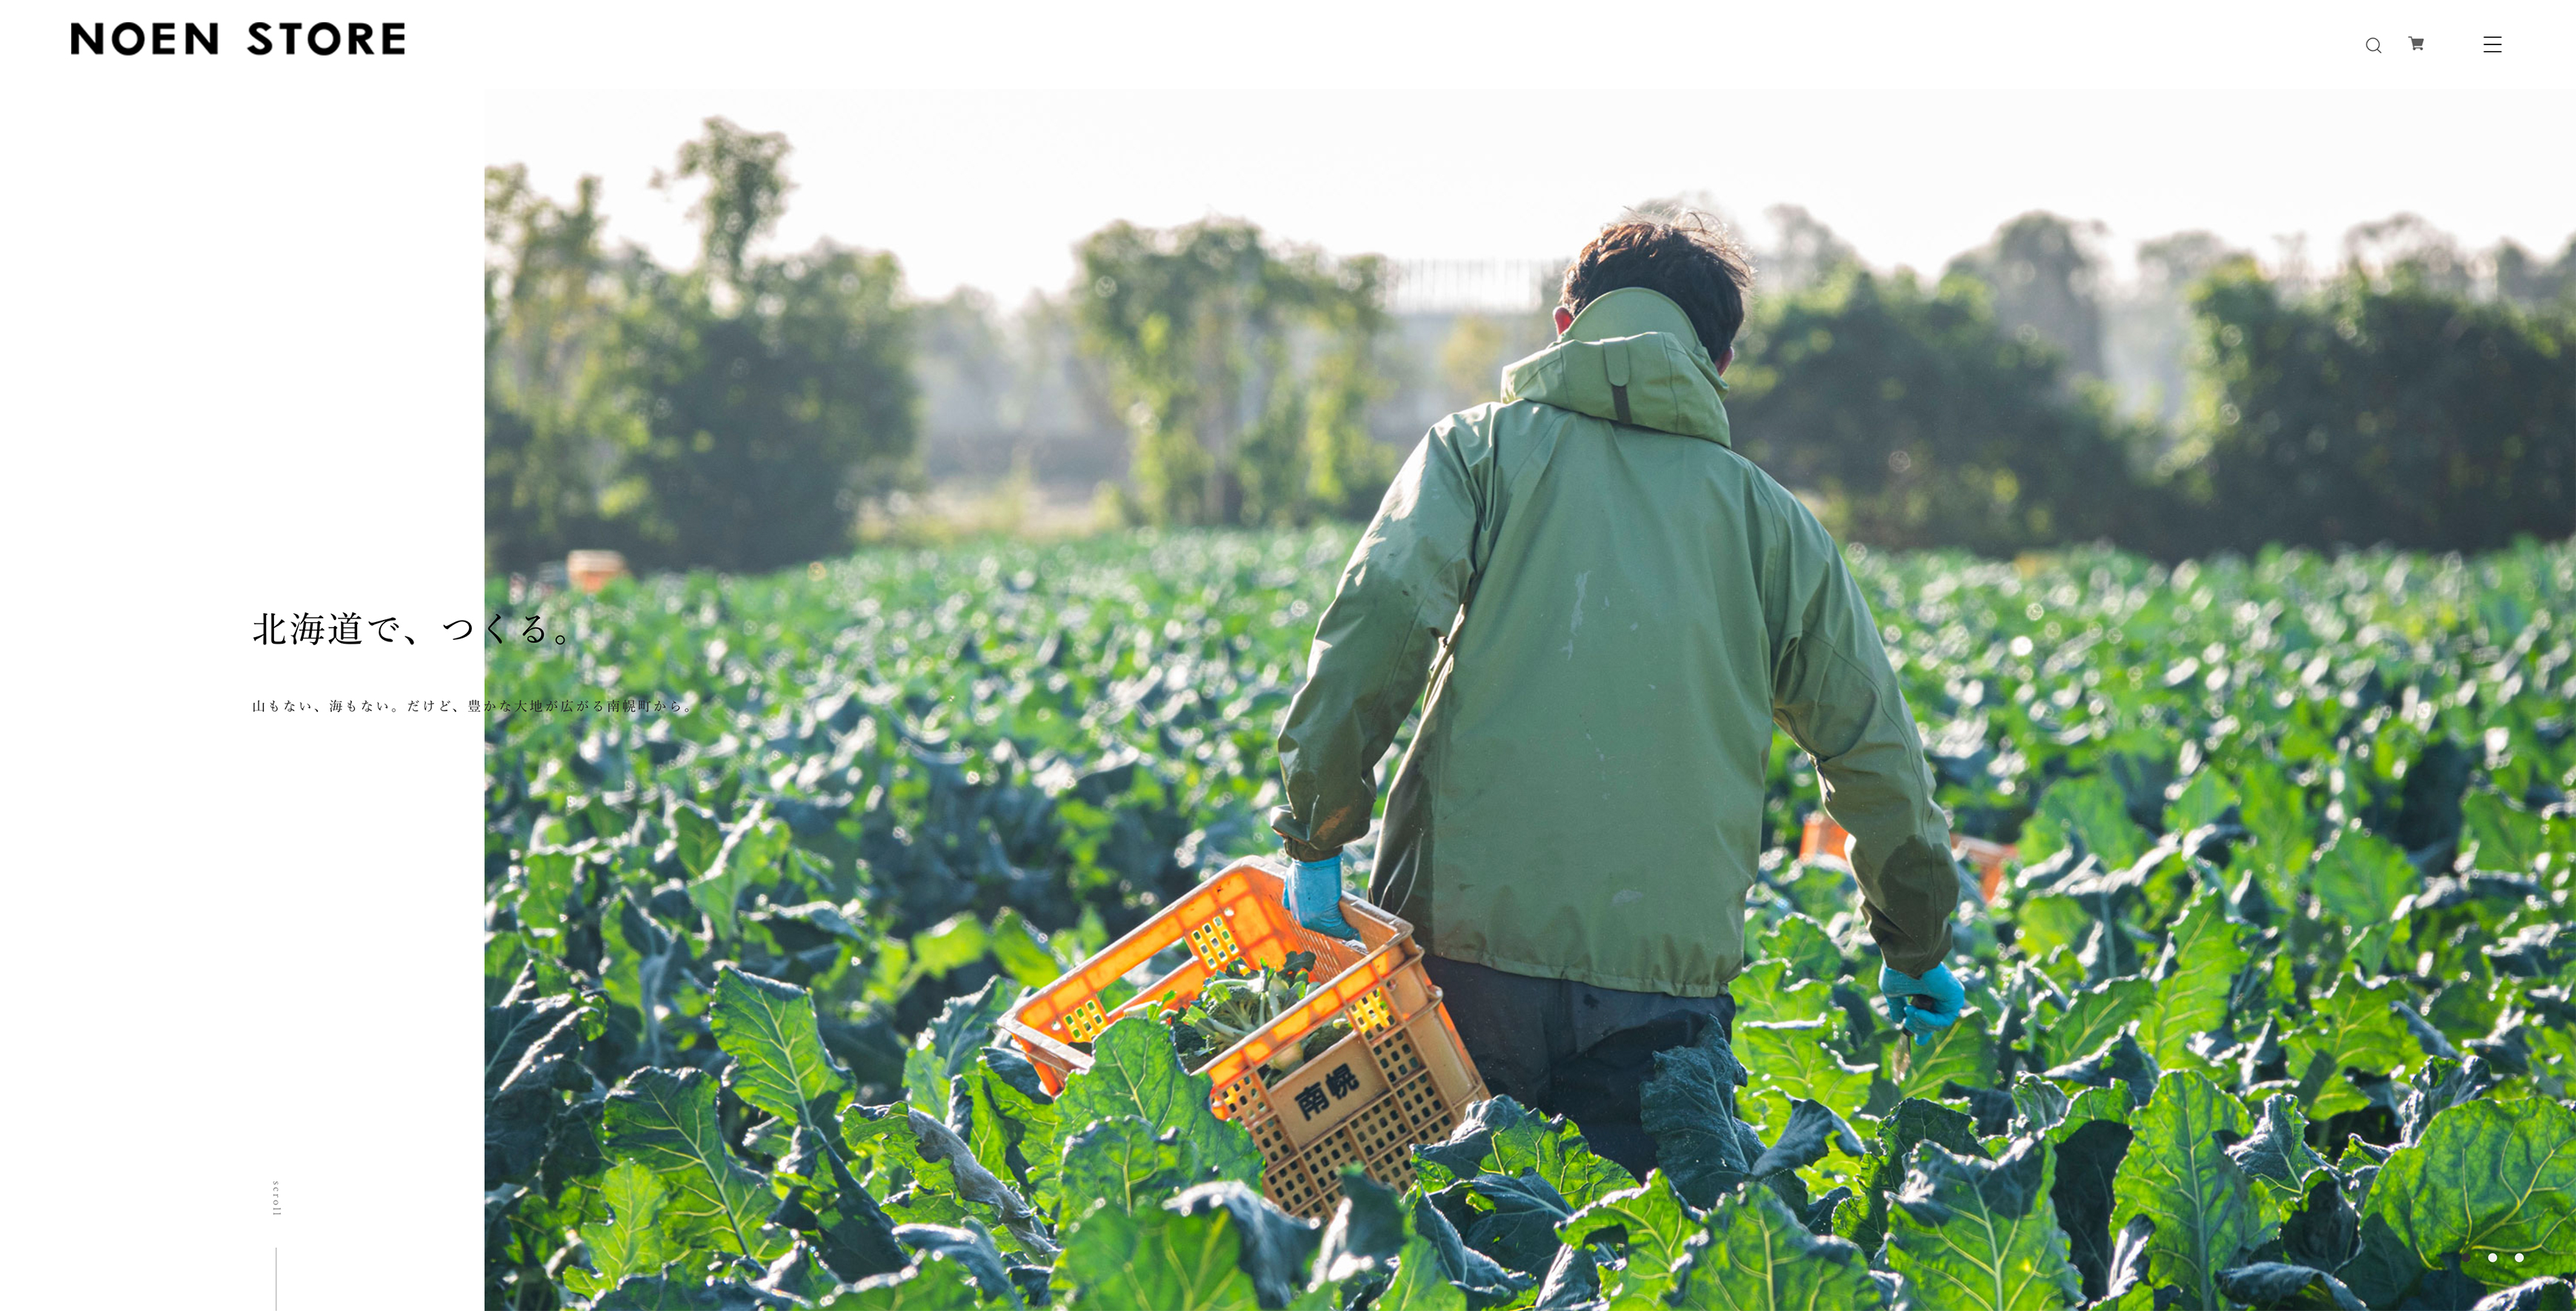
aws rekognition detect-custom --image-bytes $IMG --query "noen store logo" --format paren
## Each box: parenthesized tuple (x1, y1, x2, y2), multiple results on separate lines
(70, 21, 216, 54)
(69, 21, 409, 56)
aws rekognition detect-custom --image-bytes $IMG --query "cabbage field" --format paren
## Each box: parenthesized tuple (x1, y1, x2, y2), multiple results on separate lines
(485, 530, 2576, 1310)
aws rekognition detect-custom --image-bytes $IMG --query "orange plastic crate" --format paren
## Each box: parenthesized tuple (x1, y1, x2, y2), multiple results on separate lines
(997, 858, 1487, 1219)
(1800, 811, 2016, 902)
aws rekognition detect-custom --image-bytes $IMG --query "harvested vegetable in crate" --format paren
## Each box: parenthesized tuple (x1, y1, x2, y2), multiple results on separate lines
(1164, 950, 1351, 1076)
(1002, 861, 1490, 1220)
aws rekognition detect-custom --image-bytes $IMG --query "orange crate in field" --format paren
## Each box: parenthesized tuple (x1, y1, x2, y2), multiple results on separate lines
(1800, 812, 2017, 902)
(997, 858, 1487, 1220)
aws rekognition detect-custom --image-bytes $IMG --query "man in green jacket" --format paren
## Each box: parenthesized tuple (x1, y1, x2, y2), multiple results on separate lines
(1268, 215, 1964, 1173)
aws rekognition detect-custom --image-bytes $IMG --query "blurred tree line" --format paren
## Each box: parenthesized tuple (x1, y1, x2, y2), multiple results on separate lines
(1072, 221, 1396, 527)
(486, 119, 915, 574)
(486, 122, 1394, 571)
(490, 120, 2574, 569)
(1722, 208, 2575, 557)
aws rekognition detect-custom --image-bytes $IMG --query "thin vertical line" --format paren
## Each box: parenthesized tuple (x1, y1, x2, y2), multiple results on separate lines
(274, 1247, 279, 1310)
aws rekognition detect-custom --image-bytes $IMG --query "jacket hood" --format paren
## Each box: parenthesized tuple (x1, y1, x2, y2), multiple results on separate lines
(1499, 287, 1731, 445)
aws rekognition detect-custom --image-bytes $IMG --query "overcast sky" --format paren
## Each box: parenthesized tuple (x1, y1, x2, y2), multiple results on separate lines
(487, 89, 2569, 306)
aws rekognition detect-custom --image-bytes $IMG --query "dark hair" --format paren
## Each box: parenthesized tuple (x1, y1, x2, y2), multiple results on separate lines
(1560, 212, 1755, 357)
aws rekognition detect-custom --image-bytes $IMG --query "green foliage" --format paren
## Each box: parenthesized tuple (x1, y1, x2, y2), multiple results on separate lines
(905, 979, 1022, 1114)
(2109, 1071, 2263, 1311)
(613, 229, 914, 573)
(1059, 1194, 1264, 1310)
(1457, 1170, 1576, 1276)
(2134, 887, 2251, 1073)
(484, 531, 2576, 1307)
(1732, 958, 1836, 1025)
(565, 1161, 676, 1295)
(661, 116, 791, 287)
(1073, 218, 1394, 526)
(961, 1049, 1057, 1205)
(2023, 772, 2149, 869)
(2214, 1263, 2367, 1310)
(1844, 1098, 1986, 1261)
(1725, 221, 2575, 557)
(1558, 1172, 1700, 1301)
(485, 164, 633, 572)
(2343, 1098, 2576, 1304)
(1410, 1095, 1637, 1210)
(1739, 1018, 1879, 1124)
(1886, 1138, 2085, 1310)
(2011, 1074, 2128, 1141)
(1666, 1187, 1882, 1309)
(2283, 974, 2415, 1119)
(1167, 952, 1336, 1072)
(819, 1258, 982, 1309)
(1167, 1183, 1325, 1307)
(1056, 1115, 1197, 1220)
(985, 910, 1066, 989)
(1637, 1027, 1766, 1207)
(1725, 263, 2163, 555)
(711, 964, 846, 1132)
(2165, 768, 2239, 833)
(1048, 1015, 1263, 1192)
(602, 1067, 789, 1261)
(2174, 260, 2575, 553)
(1946, 212, 2109, 379)
(2224, 1095, 2333, 1230)
(486, 118, 916, 573)
(2040, 977, 2154, 1069)
(1760, 912, 1845, 982)
(2310, 826, 2417, 930)
(1377, 1221, 1469, 1311)
(1889, 1007, 1997, 1101)
(590, 1275, 797, 1309)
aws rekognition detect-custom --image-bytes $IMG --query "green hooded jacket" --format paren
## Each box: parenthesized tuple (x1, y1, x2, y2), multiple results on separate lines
(1271, 286, 1959, 994)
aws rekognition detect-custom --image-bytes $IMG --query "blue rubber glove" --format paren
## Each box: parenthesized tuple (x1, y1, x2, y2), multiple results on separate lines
(1879, 963, 1966, 1045)
(1284, 855, 1359, 938)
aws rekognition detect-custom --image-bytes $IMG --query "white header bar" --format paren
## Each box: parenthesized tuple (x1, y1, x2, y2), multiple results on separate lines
(455, 1, 2576, 93)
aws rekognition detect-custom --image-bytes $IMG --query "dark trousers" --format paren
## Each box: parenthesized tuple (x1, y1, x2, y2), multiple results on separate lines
(1423, 954, 1735, 1181)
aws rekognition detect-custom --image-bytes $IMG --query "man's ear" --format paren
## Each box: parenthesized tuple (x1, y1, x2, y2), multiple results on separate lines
(1553, 305, 1574, 335)
(1717, 346, 1734, 375)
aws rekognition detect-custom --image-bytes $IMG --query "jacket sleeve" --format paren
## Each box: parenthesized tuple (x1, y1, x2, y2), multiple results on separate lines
(1271, 424, 1485, 861)
(1767, 515, 1960, 975)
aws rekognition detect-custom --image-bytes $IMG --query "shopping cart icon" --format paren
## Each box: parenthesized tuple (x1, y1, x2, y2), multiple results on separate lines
(2409, 36, 2423, 50)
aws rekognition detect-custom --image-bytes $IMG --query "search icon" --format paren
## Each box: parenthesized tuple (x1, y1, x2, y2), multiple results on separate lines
(2366, 36, 2383, 51)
